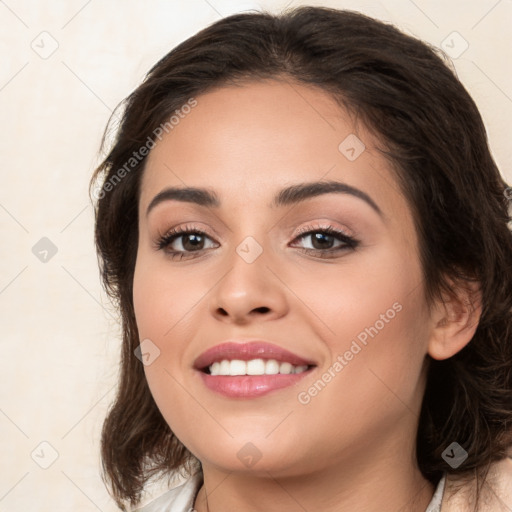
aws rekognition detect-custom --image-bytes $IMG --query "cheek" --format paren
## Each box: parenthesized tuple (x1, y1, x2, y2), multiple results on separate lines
(286, 242, 426, 353)
(132, 252, 206, 342)
(132, 251, 213, 391)
(133, 254, 211, 449)
(290, 243, 429, 406)
(290, 271, 429, 464)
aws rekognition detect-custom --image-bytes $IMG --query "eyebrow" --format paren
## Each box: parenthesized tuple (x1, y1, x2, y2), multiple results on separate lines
(146, 180, 382, 217)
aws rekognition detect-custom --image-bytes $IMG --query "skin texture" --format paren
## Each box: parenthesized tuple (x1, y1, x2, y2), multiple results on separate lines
(133, 80, 481, 512)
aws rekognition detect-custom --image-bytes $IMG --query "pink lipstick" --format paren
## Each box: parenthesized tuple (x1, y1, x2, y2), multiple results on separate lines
(194, 341, 316, 398)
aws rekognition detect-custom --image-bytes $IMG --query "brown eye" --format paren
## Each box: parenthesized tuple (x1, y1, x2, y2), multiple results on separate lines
(180, 233, 206, 251)
(157, 228, 218, 256)
(308, 232, 336, 250)
(291, 227, 358, 255)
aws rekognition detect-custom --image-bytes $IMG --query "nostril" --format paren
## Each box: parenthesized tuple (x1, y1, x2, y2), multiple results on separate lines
(253, 306, 270, 314)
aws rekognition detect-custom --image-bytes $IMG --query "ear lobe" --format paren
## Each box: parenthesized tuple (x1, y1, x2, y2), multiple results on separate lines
(427, 280, 482, 361)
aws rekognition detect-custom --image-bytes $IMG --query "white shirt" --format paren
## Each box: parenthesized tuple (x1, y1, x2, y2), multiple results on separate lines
(136, 472, 446, 512)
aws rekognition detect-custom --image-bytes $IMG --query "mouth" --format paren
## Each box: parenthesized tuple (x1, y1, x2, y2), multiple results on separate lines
(193, 341, 317, 398)
(203, 359, 312, 376)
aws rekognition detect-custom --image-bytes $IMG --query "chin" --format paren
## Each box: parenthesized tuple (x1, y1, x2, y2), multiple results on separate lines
(185, 436, 309, 476)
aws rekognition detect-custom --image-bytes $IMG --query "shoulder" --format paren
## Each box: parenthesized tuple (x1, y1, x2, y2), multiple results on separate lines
(134, 471, 203, 512)
(441, 456, 512, 511)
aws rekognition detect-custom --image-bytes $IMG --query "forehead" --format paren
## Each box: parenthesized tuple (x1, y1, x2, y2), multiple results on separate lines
(139, 79, 404, 218)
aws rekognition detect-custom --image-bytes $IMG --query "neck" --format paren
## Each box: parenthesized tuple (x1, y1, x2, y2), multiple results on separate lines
(194, 438, 435, 512)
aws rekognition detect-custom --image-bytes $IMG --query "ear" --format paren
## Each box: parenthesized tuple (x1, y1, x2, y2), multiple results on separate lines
(427, 279, 482, 360)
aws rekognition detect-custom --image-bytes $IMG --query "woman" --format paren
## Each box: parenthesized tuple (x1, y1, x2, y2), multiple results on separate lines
(90, 6, 512, 511)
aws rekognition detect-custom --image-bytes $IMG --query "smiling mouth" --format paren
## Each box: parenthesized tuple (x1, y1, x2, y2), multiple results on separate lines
(194, 340, 317, 398)
(201, 358, 313, 376)
(198, 364, 316, 398)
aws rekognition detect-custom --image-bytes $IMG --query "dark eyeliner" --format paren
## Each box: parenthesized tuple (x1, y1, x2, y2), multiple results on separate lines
(155, 224, 359, 259)
(291, 225, 359, 251)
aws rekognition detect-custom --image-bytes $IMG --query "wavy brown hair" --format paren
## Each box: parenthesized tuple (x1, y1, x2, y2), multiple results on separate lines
(90, 6, 512, 510)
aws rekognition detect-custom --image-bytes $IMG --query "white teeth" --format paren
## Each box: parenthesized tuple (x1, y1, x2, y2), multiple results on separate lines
(230, 360, 246, 376)
(247, 358, 265, 375)
(279, 362, 293, 374)
(219, 359, 230, 375)
(265, 359, 280, 375)
(210, 362, 220, 376)
(207, 358, 309, 376)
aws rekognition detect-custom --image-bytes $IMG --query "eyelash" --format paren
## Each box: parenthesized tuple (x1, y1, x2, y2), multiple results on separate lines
(155, 224, 359, 261)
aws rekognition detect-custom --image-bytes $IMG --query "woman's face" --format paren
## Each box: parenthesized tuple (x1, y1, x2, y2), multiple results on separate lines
(133, 79, 434, 476)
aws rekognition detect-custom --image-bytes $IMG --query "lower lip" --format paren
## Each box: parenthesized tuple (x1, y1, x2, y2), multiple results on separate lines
(198, 369, 313, 398)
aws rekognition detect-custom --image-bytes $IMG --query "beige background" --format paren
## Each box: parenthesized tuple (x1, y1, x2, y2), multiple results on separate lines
(0, 1, 510, 510)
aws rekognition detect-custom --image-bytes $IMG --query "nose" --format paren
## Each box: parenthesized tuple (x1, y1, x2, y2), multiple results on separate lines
(209, 239, 289, 325)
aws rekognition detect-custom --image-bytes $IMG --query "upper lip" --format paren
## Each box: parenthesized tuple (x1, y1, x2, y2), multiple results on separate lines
(193, 340, 317, 370)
